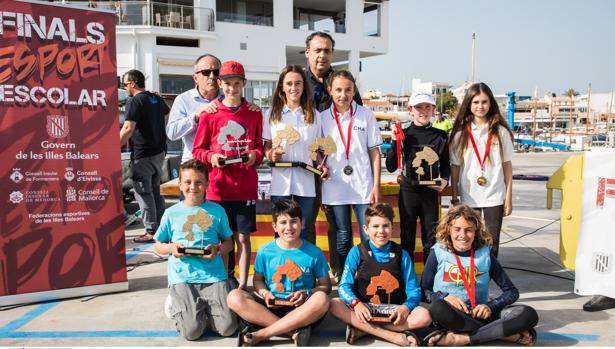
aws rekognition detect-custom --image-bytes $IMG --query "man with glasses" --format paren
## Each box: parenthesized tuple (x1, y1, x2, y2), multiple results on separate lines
(304, 32, 364, 283)
(167, 54, 223, 165)
(120, 69, 170, 243)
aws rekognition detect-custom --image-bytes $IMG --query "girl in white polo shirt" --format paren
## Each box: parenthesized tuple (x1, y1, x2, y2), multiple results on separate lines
(321, 70, 382, 267)
(449, 82, 514, 257)
(263, 65, 324, 242)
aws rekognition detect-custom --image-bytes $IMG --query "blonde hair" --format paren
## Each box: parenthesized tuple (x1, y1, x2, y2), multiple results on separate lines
(435, 205, 492, 252)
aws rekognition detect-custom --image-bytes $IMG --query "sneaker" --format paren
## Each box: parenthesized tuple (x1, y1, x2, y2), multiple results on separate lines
(164, 294, 173, 319)
(583, 295, 615, 312)
(124, 214, 139, 227)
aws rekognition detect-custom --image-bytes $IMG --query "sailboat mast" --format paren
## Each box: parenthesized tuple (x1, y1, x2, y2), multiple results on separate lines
(471, 33, 476, 83)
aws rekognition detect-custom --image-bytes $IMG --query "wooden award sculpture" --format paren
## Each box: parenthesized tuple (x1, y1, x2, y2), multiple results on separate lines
(411, 146, 442, 186)
(178, 209, 214, 255)
(366, 270, 400, 322)
(267, 259, 304, 306)
(269, 125, 301, 169)
(305, 136, 337, 176)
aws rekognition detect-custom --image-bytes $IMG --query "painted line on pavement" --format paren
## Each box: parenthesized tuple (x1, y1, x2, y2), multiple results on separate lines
(0, 302, 59, 332)
(0, 328, 599, 341)
(125, 243, 155, 263)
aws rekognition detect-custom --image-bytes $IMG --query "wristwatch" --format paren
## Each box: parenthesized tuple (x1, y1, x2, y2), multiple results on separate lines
(349, 298, 361, 309)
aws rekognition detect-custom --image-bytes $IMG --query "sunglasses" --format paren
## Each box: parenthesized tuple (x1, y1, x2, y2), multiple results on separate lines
(196, 69, 220, 77)
(122, 81, 133, 87)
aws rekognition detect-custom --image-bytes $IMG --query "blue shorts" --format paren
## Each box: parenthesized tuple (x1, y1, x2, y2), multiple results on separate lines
(211, 200, 257, 234)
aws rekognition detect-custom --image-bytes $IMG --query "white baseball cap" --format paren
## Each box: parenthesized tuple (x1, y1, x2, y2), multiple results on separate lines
(410, 92, 436, 106)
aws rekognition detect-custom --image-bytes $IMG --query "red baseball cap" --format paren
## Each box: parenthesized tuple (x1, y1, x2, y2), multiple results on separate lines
(219, 60, 246, 80)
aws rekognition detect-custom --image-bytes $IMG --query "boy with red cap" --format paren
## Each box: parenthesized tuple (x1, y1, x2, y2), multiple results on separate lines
(193, 60, 264, 290)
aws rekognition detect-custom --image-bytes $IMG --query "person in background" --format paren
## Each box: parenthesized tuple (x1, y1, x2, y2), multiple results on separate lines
(432, 111, 453, 133)
(120, 69, 169, 243)
(304, 31, 364, 281)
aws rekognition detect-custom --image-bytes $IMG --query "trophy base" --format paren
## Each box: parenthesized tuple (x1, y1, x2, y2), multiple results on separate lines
(270, 161, 294, 168)
(219, 154, 249, 166)
(409, 179, 442, 186)
(369, 316, 392, 323)
(267, 298, 294, 307)
(177, 247, 211, 256)
(270, 162, 323, 176)
(302, 164, 323, 176)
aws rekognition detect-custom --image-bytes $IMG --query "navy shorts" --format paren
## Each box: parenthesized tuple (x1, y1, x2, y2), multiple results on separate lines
(211, 200, 257, 234)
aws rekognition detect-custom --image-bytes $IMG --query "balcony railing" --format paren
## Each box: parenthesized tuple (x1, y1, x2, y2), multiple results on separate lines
(61, 1, 214, 31)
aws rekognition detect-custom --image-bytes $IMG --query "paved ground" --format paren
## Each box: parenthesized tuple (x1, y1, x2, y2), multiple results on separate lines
(1, 152, 614, 347)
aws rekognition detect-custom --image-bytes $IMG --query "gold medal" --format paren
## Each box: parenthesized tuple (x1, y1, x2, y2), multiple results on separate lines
(476, 176, 488, 186)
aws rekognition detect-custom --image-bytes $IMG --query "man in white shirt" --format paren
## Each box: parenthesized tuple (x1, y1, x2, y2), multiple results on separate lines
(167, 54, 223, 164)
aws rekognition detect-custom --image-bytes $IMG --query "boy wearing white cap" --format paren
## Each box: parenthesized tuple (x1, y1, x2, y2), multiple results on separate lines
(385, 92, 450, 263)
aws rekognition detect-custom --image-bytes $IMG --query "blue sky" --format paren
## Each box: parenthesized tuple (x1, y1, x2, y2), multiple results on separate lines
(360, 0, 614, 96)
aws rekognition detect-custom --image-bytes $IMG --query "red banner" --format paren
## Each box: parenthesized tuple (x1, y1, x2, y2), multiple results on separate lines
(0, 1, 126, 303)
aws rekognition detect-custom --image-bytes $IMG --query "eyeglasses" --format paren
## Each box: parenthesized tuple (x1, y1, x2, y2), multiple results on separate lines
(196, 69, 220, 77)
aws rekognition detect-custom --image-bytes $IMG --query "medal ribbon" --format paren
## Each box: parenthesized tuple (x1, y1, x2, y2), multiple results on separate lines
(467, 126, 492, 173)
(333, 103, 354, 160)
(393, 122, 405, 170)
(453, 249, 476, 308)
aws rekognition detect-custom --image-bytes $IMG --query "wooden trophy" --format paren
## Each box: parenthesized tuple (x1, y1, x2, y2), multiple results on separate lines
(177, 209, 213, 255)
(269, 125, 300, 169)
(410, 146, 442, 186)
(366, 270, 400, 323)
(267, 259, 304, 307)
(305, 136, 337, 176)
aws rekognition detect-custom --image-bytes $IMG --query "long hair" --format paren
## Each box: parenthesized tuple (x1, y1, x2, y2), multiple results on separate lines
(450, 83, 513, 162)
(435, 205, 492, 252)
(270, 65, 315, 125)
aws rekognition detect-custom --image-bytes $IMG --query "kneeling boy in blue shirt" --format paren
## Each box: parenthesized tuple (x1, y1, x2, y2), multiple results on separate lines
(154, 159, 237, 340)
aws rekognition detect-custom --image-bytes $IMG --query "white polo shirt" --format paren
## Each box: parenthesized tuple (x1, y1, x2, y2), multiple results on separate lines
(321, 101, 382, 205)
(262, 106, 322, 197)
(449, 123, 513, 207)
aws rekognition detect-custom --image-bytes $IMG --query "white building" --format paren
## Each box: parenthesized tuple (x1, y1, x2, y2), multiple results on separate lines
(54, 0, 390, 106)
(411, 78, 452, 96)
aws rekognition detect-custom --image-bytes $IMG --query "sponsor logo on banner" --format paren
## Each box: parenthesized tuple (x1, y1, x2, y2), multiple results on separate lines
(10, 169, 24, 183)
(66, 186, 77, 202)
(46, 115, 70, 138)
(64, 168, 75, 181)
(591, 252, 612, 274)
(596, 177, 615, 209)
(9, 191, 24, 204)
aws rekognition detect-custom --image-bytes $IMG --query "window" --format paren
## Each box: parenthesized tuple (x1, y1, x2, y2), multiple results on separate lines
(364, 2, 381, 37)
(244, 80, 275, 107)
(216, 0, 273, 26)
(160, 75, 194, 95)
(293, 1, 345, 33)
